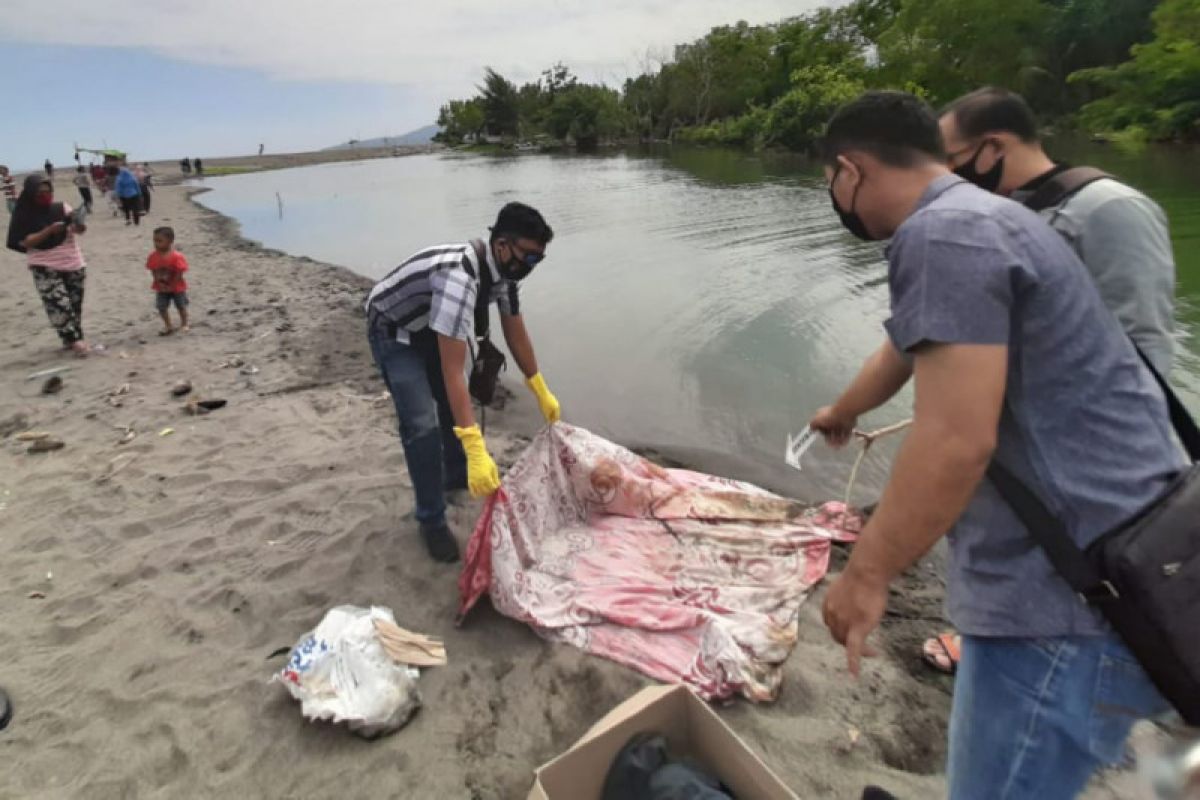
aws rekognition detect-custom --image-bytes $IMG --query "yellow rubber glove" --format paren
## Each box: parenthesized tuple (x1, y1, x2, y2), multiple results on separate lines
(454, 424, 501, 498)
(525, 372, 561, 424)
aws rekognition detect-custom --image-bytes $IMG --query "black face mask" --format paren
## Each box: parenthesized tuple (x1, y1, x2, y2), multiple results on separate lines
(952, 142, 1005, 193)
(829, 165, 873, 241)
(497, 243, 542, 281)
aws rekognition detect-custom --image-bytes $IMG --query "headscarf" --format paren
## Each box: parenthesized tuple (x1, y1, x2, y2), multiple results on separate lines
(6, 175, 67, 253)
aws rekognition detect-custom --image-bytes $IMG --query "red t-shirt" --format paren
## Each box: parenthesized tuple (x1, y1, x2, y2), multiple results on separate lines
(146, 250, 189, 293)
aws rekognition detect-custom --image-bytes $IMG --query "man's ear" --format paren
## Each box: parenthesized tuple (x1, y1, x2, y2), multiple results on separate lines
(836, 154, 861, 182)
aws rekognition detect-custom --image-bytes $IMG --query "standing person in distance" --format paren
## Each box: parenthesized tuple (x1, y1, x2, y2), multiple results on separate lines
(43, 159, 53, 178)
(1, 166, 16, 214)
(811, 91, 1185, 799)
(364, 202, 562, 563)
(114, 164, 142, 226)
(72, 166, 93, 212)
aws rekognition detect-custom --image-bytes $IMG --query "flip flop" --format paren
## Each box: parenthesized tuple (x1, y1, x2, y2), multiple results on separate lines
(0, 687, 11, 731)
(921, 632, 961, 675)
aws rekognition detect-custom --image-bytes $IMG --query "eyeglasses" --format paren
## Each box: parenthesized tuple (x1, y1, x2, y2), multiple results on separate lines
(509, 241, 545, 268)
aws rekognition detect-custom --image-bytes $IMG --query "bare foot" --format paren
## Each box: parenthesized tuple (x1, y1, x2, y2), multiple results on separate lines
(70, 341, 91, 357)
(181, 325, 191, 333)
(158, 327, 175, 337)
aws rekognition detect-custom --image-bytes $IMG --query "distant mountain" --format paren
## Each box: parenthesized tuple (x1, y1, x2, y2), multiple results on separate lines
(325, 124, 440, 151)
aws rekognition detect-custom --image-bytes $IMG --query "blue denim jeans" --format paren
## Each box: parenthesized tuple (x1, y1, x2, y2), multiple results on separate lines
(368, 329, 467, 528)
(948, 632, 1169, 799)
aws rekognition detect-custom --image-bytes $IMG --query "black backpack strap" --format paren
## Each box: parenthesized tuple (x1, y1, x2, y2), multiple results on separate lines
(1023, 167, 1113, 213)
(469, 238, 493, 341)
(986, 460, 1115, 600)
(1134, 345, 1200, 460)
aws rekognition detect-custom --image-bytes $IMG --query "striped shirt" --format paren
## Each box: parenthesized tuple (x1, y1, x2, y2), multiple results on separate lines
(1, 175, 15, 200)
(365, 241, 520, 343)
(27, 205, 85, 272)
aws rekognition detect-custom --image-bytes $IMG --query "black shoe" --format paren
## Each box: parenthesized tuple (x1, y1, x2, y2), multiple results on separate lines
(0, 687, 11, 731)
(420, 523, 461, 563)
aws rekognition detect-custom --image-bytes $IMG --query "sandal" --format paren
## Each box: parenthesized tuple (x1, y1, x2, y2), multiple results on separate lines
(921, 632, 961, 675)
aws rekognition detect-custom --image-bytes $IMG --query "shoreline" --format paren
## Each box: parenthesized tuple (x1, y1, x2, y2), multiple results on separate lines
(0, 156, 1143, 798)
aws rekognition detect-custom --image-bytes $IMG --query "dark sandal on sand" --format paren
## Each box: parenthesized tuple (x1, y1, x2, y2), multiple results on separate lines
(922, 632, 961, 675)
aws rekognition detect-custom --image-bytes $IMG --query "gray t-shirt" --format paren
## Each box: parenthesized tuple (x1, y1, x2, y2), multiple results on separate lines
(1014, 176, 1176, 375)
(884, 175, 1186, 638)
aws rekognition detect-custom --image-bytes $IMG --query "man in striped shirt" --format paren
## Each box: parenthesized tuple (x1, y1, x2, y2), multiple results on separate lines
(365, 202, 562, 562)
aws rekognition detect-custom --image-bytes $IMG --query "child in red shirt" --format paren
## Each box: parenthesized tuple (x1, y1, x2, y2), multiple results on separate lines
(146, 226, 190, 335)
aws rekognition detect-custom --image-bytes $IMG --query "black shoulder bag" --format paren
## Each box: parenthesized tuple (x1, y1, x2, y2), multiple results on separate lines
(995, 164, 1200, 724)
(467, 239, 507, 407)
(988, 357, 1200, 723)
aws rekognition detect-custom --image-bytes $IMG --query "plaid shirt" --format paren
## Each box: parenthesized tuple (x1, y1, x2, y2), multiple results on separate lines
(365, 241, 520, 343)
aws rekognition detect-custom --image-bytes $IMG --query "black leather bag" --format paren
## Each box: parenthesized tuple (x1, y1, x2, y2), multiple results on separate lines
(467, 239, 507, 406)
(988, 353, 1200, 724)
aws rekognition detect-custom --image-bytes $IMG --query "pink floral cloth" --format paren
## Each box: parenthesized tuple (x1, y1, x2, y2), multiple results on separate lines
(457, 424, 860, 702)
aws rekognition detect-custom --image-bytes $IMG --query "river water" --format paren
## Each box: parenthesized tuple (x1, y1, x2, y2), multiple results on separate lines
(193, 144, 1200, 502)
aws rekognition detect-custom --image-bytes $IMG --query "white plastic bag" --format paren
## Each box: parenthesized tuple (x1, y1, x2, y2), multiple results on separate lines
(274, 605, 421, 738)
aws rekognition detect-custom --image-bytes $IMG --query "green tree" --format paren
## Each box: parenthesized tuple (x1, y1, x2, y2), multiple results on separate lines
(1070, 0, 1200, 140)
(762, 66, 867, 151)
(876, 0, 1055, 104)
(479, 67, 520, 137)
(435, 98, 485, 144)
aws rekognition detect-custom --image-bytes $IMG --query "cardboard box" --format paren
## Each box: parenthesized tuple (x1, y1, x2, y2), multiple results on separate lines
(528, 684, 798, 800)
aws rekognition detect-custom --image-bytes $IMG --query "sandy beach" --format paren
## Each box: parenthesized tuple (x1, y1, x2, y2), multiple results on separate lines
(0, 154, 1144, 799)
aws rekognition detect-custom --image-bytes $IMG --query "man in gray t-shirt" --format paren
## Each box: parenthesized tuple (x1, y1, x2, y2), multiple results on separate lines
(811, 91, 1185, 799)
(940, 86, 1176, 375)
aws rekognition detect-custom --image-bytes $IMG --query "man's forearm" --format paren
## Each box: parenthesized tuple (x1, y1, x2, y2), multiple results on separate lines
(834, 341, 913, 419)
(844, 416, 993, 585)
(442, 370, 477, 429)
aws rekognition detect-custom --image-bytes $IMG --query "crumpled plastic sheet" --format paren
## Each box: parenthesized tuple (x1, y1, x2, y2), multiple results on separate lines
(458, 424, 860, 702)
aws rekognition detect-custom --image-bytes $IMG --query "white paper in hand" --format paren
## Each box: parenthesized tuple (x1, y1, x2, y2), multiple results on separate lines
(785, 426, 819, 471)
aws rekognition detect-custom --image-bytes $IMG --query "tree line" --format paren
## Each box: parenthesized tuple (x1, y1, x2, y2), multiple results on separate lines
(435, 0, 1199, 152)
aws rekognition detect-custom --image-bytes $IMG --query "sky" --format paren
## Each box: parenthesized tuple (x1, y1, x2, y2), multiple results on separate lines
(0, 0, 828, 171)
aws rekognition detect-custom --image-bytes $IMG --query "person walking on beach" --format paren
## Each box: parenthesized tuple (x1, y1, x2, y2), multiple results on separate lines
(917, 86, 1179, 675)
(180, 157, 191, 175)
(114, 164, 142, 225)
(6, 175, 91, 355)
(812, 91, 1186, 799)
(192, 158, 203, 176)
(146, 226, 189, 335)
(72, 166, 93, 212)
(1, 166, 16, 214)
(135, 162, 153, 213)
(364, 202, 563, 563)
(43, 159, 53, 178)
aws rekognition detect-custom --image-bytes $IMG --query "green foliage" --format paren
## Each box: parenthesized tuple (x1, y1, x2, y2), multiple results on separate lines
(433, 0, 1177, 150)
(479, 68, 520, 137)
(762, 67, 867, 151)
(1070, 0, 1200, 141)
(435, 98, 485, 144)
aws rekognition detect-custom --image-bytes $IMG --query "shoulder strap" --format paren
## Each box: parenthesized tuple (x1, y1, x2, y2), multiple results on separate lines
(1023, 166, 1113, 213)
(470, 239, 493, 341)
(1134, 345, 1200, 460)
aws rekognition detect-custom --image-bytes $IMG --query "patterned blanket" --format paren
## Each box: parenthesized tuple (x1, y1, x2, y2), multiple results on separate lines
(457, 424, 859, 701)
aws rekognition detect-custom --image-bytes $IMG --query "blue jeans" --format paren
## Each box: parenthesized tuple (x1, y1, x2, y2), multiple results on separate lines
(949, 632, 1169, 799)
(368, 329, 467, 528)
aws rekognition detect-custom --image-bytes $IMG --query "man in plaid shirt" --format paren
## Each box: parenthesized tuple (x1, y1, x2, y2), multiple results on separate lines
(365, 202, 562, 562)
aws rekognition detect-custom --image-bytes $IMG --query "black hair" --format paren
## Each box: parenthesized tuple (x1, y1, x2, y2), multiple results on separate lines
(941, 87, 1039, 143)
(822, 91, 945, 167)
(489, 202, 554, 246)
(153, 226, 175, 241)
